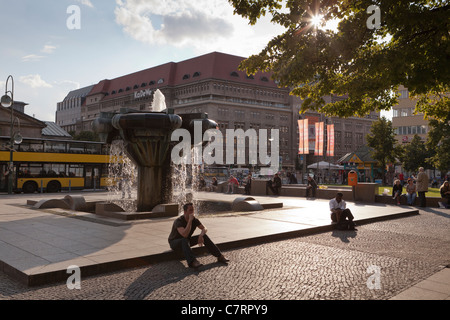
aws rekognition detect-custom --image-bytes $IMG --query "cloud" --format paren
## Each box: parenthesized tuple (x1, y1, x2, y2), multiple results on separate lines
(114, 0, 233, 46)
(75, 0, 94, 8)
(22, 54, 45, 62)
(41, 45, 57, 54)
(19, 74, 53, 89)
(113, 0, 283, 55)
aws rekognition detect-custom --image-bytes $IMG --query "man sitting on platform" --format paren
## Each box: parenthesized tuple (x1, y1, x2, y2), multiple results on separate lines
(267, 173, 282, 195)
(329, 192, 356, 230)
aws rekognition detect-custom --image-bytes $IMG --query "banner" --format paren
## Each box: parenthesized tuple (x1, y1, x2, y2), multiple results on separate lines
(315, 122, 324, 156)
(327, 124, 335, 157)
(298, 119, 309, 154)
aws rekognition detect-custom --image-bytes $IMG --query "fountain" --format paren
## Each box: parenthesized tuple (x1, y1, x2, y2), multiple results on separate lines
(92, 91, 218, 215)
(28, 90, 276, 218)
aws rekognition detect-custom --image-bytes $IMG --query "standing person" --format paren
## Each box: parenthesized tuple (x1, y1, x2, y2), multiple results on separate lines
(392, 179, 403, 205)
(244, 173, 252, 195)
(267, 173, 282, 195)
(439, 181, 450, 209)
(398, 172, 404, 186)
(415, 167, 429, 208)
(405, 178, 417, 206)
(168, 203, 229, 268)
(329, 192, 356, 230)
(306, 176, 318, 198)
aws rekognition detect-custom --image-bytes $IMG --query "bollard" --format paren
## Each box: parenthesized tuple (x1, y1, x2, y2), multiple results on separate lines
(40, 180, 43, 193)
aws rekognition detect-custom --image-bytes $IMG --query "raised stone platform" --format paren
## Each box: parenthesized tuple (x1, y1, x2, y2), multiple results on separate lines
(0, 192, 419, 287)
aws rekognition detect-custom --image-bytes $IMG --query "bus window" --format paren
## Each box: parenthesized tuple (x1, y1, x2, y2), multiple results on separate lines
(45, 141, 66, 153)
(101, 145, 109, 155)
(86, 143, 101, 154)
(68, 164, 83, 178)
(68, 142, 85, 154)
(30, 142, 44, 152)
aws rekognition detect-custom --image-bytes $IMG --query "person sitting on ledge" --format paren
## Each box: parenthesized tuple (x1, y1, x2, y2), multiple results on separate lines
(439, 181, 450, 209)
(306, 176, 318, 198)
(267, 173, 282, 195)
(226, 175, 239, 194)
(168, 203, 229, 269)
(392, 179, 403, 205)
(329, 192, 356, 230)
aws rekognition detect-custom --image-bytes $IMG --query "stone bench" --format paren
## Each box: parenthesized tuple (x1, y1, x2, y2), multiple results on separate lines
(375, 194, 444, 208)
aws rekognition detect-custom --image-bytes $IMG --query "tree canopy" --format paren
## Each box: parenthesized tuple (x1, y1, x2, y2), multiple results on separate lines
(229, 0, 449, 121)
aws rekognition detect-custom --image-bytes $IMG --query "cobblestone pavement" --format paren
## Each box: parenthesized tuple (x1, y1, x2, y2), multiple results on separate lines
(1, 208, 449, 301)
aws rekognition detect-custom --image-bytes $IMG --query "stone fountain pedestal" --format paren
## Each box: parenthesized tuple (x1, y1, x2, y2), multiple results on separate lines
(94, 201, 179, 220)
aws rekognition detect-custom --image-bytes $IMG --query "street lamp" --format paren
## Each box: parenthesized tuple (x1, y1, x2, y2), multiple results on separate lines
(1, 75, 22, 194)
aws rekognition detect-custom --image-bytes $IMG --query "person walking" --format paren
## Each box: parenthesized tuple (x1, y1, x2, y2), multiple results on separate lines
(168, 203, 229, 268)
(415, 167, 429, 208)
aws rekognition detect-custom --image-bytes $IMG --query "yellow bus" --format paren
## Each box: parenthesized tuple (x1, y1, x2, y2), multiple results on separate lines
(0, 136, 113, 193)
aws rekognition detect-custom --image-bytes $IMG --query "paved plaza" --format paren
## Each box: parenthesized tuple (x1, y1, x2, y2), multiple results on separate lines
(0, 190, 449, 301)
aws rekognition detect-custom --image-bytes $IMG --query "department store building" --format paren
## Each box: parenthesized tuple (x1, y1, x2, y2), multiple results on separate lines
(56, 52, 379, 171)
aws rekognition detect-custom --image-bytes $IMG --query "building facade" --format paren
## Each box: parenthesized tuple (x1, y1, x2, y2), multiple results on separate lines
(70, 52, 379, 171)
(391, 85, 429, 144)
(56, 85, 94, 133)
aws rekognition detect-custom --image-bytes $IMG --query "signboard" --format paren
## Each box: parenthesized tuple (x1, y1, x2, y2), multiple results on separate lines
(327, 124, 335, 157)
(134, 89, 153, 99)
(315, 122, 324, 156)
(298, 119, 309, 155)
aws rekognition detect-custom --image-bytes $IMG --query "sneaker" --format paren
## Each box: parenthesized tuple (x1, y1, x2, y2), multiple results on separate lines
(438, 202, 446, 209)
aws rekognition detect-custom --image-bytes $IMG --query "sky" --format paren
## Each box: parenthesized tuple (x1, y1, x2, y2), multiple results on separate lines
(0, 0, 288, 122)
(0, 0, 389, 123)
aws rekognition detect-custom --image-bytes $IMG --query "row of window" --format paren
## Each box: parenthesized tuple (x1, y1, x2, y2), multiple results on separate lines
(57, 97, 82, 111)
(395, 125, 428, 135)
(106, 79, 165, 96)
(393, 107, 416, 117)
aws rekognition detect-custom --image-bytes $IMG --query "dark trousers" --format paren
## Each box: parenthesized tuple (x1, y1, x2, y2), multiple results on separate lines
(169, 235, 222, 266)
(266, 181, 280, 195)
(306, 186, 316, 197)
(418, 191, 426, 207)
(331, 209, 354, 224)
(245, 184, 251, 195)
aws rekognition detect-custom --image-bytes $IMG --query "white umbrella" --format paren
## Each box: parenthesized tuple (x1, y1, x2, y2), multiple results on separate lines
(308, 161, 343, 170)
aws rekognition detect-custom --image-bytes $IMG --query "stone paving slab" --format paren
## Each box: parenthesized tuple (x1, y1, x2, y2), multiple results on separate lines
(0, 192, 419, 287)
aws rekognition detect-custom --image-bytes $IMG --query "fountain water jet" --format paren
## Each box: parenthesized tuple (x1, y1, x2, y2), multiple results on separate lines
(93, 102, 217, 214)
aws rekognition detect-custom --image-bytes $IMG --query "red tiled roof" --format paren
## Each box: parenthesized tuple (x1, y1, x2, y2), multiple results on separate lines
(87, 52, 279, 101)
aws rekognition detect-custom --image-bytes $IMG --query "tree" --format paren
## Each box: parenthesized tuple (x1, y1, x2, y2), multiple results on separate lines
(399, 135, 432, 173)
(366, 117, 398, 184)
(426, 114, 450, 173)
(72, 131, 100, 142)
(229, 0, 449, 121)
